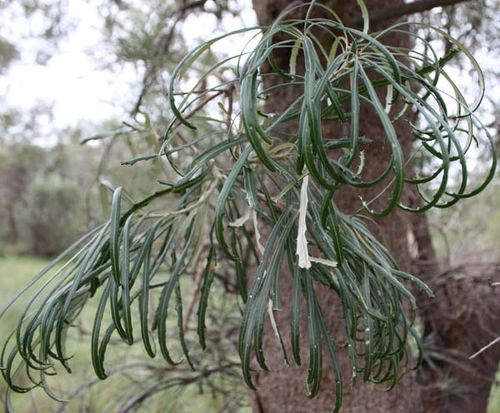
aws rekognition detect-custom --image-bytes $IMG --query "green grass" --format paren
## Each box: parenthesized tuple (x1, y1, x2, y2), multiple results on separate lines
(0, 255, 51, 337)
(0, 255, 250, 412)
(1, 255, 497, 412)
(488, 368, 500, 413)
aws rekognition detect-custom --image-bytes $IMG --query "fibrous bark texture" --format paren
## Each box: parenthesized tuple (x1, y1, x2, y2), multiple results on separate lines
(249, 1, 420, 412)
(248, 1, 500, 412)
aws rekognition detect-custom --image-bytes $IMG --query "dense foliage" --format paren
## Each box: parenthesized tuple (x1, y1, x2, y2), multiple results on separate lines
(0, 1, 497, 412)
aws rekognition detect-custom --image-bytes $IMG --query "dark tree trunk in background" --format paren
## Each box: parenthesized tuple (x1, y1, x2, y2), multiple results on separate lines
(7, 204, 18, 245)
(249, 1, 500, 412)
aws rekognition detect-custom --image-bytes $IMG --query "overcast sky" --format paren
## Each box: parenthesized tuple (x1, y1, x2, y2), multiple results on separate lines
(0, 0, 497, 140)
(0, 0, 256, 132)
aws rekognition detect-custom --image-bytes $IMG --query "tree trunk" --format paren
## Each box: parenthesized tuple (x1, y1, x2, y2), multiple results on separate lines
(248, 1, 500, 412)
(7, 203, 18, 245)
(249, 1, 420, 411)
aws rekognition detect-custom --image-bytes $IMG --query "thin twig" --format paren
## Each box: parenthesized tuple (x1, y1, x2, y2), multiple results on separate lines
(469, 336, 500, 359)
(183, 265, 206, 331)
(130, 0, 208, 115)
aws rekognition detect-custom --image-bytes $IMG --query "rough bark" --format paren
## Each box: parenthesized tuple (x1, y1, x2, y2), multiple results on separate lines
(409, 193, 500, 413)
(248, 1, 500, 412)
(249, 1, 421, 412)
(417, 263, 500, 413)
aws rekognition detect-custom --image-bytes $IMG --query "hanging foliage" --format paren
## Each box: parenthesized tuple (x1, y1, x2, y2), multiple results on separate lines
(0, 2, 495, 412)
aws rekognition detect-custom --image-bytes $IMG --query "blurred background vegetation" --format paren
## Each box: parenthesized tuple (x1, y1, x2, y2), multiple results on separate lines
(0, 0, 498, 412)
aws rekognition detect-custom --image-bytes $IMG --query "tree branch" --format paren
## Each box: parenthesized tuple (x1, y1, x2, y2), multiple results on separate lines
(470, 336, 500, 360)
(351, 0, 473, 26)
(129, 0, 208, 116)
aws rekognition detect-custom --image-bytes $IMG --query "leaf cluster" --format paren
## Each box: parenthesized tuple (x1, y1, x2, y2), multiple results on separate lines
(0, 2, 496, 411)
